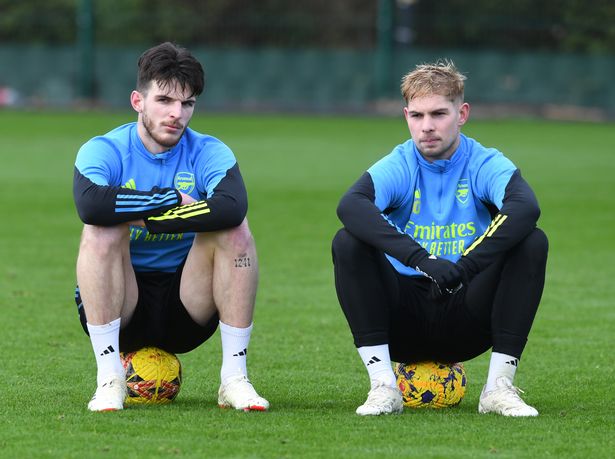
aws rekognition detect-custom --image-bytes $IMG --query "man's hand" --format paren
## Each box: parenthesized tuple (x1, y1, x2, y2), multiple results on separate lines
(415, 254, 463, 298)
(456, 257, 476, 287)
(127, 193, 196, 227)
(179, 192, 197, 206)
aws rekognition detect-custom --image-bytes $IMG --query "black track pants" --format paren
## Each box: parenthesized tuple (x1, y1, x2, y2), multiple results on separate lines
(332, 227, 548, 363)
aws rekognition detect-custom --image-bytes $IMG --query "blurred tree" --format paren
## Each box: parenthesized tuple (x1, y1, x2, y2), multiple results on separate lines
(558, 0, 615, 52)
(0, 0, 613, 53)
(405, 0, 615, 53)
(92, 0, 376, 48)
(0, 0, 76, 43)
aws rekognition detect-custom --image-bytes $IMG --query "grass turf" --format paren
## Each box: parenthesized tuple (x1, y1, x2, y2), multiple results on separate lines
(0, 111, 614, 458)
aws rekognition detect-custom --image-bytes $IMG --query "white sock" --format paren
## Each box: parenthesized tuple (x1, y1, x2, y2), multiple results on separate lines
(220, 321, 252, 385)
(485, 351, 519, 392)
(87, 318, 125, 385)
(357, 344, 397, 388)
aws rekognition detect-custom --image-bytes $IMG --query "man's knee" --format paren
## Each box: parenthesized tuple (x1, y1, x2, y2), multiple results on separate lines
(80, 224, 129, 255)
(332, 228, 375, 267)
(332, 228, 359, 259)
(519, 227, 549, 264)
(226, 219, 255, 252)
(199, 218, 255, 253)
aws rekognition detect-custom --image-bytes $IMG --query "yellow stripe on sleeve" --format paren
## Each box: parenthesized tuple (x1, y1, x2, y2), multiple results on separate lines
(463, 213, 508, 256)
(486, 214, 508, 237)
(148, 202, 210, 221)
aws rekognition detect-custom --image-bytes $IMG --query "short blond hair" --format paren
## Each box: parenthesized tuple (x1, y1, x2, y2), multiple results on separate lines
(400, 60, 466, 104)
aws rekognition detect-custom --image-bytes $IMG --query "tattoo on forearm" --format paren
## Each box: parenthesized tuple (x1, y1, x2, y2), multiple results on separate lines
(234, 253, 251, 268)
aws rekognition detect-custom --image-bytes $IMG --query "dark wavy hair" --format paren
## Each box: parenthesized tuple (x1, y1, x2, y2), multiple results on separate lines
(136, 42, 204, 97)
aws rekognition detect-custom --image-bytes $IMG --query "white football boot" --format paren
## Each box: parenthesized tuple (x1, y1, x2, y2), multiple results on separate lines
(356, 382, 403, 416)
(218, 374, 269, 412)
(88, 374, 127, 412)
(478, 376, 538, 417)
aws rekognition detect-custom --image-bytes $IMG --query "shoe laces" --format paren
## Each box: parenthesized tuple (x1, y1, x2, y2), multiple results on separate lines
(225, 373, 251, 386)
(224, 374, 258, 394)
(493, 378, 529, 406)
(504, 385, 524, 402)
(364, 383, 398, 407)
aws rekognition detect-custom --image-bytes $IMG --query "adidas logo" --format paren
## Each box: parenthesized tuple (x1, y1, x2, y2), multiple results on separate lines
(123, 178, 136, 189)
(99, 345, 115, 356)
(366, 356, 381, 366)
(233, 348, 248, 357)
(505, 358, 519, 367)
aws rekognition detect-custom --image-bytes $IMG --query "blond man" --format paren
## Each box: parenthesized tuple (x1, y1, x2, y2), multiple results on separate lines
(332, 60, 547, 416)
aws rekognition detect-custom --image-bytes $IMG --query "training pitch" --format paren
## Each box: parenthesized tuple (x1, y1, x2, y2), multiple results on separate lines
(1, 111, 614, 458)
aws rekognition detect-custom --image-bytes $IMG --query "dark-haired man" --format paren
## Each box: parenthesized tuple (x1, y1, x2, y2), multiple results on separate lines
(73, 42, 268, 412)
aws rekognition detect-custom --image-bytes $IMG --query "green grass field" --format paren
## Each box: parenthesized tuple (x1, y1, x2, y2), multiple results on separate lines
(1, 110, 614, 458)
